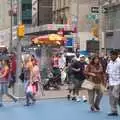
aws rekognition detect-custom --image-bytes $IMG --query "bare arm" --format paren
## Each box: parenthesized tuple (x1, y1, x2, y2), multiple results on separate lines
(84, 65, 96, 77)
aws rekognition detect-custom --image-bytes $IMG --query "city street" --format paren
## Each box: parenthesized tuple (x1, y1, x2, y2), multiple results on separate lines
(0, 0, 120, 120)
(0, 96, 119, 120)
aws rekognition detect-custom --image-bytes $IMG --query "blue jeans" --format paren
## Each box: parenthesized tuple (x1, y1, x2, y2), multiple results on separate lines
(0, 83, 16, 104)
(26, 92, 36, 105)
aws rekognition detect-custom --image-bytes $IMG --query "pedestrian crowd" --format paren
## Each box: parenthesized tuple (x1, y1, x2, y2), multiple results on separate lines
(65, 50, 120, 116)
(0, 49, 119, 117)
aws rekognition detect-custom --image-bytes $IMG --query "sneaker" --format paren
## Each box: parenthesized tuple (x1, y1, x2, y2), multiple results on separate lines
(14, 98, 18, 103)
(24, 103, 31, 106)
(90, 106, 97, 112)
(76, 97, 81, 102)
(108, 112, 118, 116)
(83, 99, 87, 102)
(72, 97, 76, 101)
(82, 96, 87, 102)
(94, 105, 100, 111)
(67, 95, 71, 100)
(32, 99, 36, 104)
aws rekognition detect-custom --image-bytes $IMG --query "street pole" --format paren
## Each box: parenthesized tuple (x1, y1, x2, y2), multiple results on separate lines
(98, 0, 103, 54)
(10, 0, 13, 53)
(15, 0, 24, 99)
(104, 0, 112, 54)
(76, 0, 80, 50)
(37, 0, 39, 26)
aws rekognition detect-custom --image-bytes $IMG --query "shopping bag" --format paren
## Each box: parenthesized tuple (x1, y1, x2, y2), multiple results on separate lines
(61, 71, 66, 82)
(81, 79, 95, 90)
(26, 84, 33, 93)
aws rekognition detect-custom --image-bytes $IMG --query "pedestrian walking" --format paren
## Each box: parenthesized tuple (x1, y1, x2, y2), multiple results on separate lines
(106, 50, 120, 116)
(31, 58, 41, 96)
(24, 81, 36, 106)
(85, 56, 105, 112)
(71, 54, 87, 102)
(67, 61, 74, 100)
(0, 60, 17, 107)
(24, 57, 36, 106)
(8, 53, 16, 94)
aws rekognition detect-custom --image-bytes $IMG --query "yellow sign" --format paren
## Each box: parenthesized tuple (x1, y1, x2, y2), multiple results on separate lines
(91, 24, 99, 38)
(48, 34, 63, 41)
(17, 24, 25, 38)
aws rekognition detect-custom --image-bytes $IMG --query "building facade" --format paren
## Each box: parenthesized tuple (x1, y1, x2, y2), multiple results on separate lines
(32, 0, 38, 26)
(52, 0, 98, 50)
(52, 0, 98, 32)
(52, 0, 70, 24)
(103, 0, 120, 50)
(37, 0, 53, 25)
(0, 0, 11, 30)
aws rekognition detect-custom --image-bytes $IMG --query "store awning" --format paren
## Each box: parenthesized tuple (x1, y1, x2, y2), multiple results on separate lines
(31, 34, 66, 45)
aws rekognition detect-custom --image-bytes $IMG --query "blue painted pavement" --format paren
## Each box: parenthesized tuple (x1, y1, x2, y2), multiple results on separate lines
(0, 97, 119, 120)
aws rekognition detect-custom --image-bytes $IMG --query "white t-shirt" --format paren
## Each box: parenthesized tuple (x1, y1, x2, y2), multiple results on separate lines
(59, 55, 66, 69)
(106, 58, 120, 86)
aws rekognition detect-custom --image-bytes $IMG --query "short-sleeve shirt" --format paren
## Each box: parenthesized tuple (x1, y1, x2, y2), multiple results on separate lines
(71, 61, 86, 80)
(106, 58, 120, 86)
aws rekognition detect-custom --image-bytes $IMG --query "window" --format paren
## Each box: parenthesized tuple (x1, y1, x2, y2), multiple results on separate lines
(22, 4, 32, 11)
(58, 0, 61, 9)
(22, 19, 32, 24)
(64, 0, 66, 6)
(13, 16, 17, 25)
(22, 3, 32, 24)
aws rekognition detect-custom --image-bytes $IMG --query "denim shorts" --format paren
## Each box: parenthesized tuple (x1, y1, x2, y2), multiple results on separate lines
(72, 78, 84, 90)
(0, 83, 8, 94)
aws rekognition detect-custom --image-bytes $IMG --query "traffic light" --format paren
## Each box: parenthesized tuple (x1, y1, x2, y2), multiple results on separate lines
(17, 24, 25, 38)
(91, 24, 99, 38)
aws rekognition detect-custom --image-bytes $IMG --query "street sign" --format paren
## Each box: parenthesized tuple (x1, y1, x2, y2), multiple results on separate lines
(103, 8, 108, 13)
(91, 7, 108, 13)
(87, 13, 98, 21)
(17, 24, 25, 38)
(91, 7, 99, 13)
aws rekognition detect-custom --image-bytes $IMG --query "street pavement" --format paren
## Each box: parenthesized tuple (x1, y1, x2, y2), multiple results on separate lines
(6, 85, 88, 101)
(0, 97, 119, 120)
(1, 86, 120, 120)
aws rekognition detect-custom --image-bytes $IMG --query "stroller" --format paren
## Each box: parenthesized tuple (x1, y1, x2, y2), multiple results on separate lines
(43, 68, 61, 90)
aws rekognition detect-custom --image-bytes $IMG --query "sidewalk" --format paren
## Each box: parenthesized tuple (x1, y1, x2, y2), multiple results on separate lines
(39, 89, 68, 99)
(4, 86, 88, 102)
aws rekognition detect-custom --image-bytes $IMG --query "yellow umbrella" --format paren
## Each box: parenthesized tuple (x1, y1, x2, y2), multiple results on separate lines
(48, 34, 64, 41)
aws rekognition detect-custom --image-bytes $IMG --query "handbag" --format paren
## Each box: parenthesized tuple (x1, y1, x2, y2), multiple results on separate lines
(26, 84, 33, 93)
(95, 84, 106, 93)
(81, 79, 95, 90)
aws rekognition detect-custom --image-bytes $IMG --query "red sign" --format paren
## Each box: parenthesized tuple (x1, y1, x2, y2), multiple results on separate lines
(57, 28, 64, 37)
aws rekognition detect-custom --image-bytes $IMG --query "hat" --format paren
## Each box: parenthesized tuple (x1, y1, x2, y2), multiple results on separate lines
(80, 55, 85, 58)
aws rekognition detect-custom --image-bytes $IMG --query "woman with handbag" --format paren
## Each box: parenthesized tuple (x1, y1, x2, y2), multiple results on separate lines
(85, 56, 105, 112)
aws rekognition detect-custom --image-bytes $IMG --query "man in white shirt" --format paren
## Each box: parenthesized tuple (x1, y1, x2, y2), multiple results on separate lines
(58, 53, 66, 69)
(58, 53, 66, 84)
(106, 50, 120, 116)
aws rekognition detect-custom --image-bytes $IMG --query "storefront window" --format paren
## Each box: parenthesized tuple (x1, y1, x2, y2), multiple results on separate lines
(22, 0, 32, 24)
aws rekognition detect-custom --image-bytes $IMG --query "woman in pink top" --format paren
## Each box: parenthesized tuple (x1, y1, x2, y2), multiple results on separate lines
(31, 59, 41, 95)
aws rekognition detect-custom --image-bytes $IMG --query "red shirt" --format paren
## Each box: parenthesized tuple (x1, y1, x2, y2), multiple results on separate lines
(51, 56, 59, 68)
(10, 57, 16, 74)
